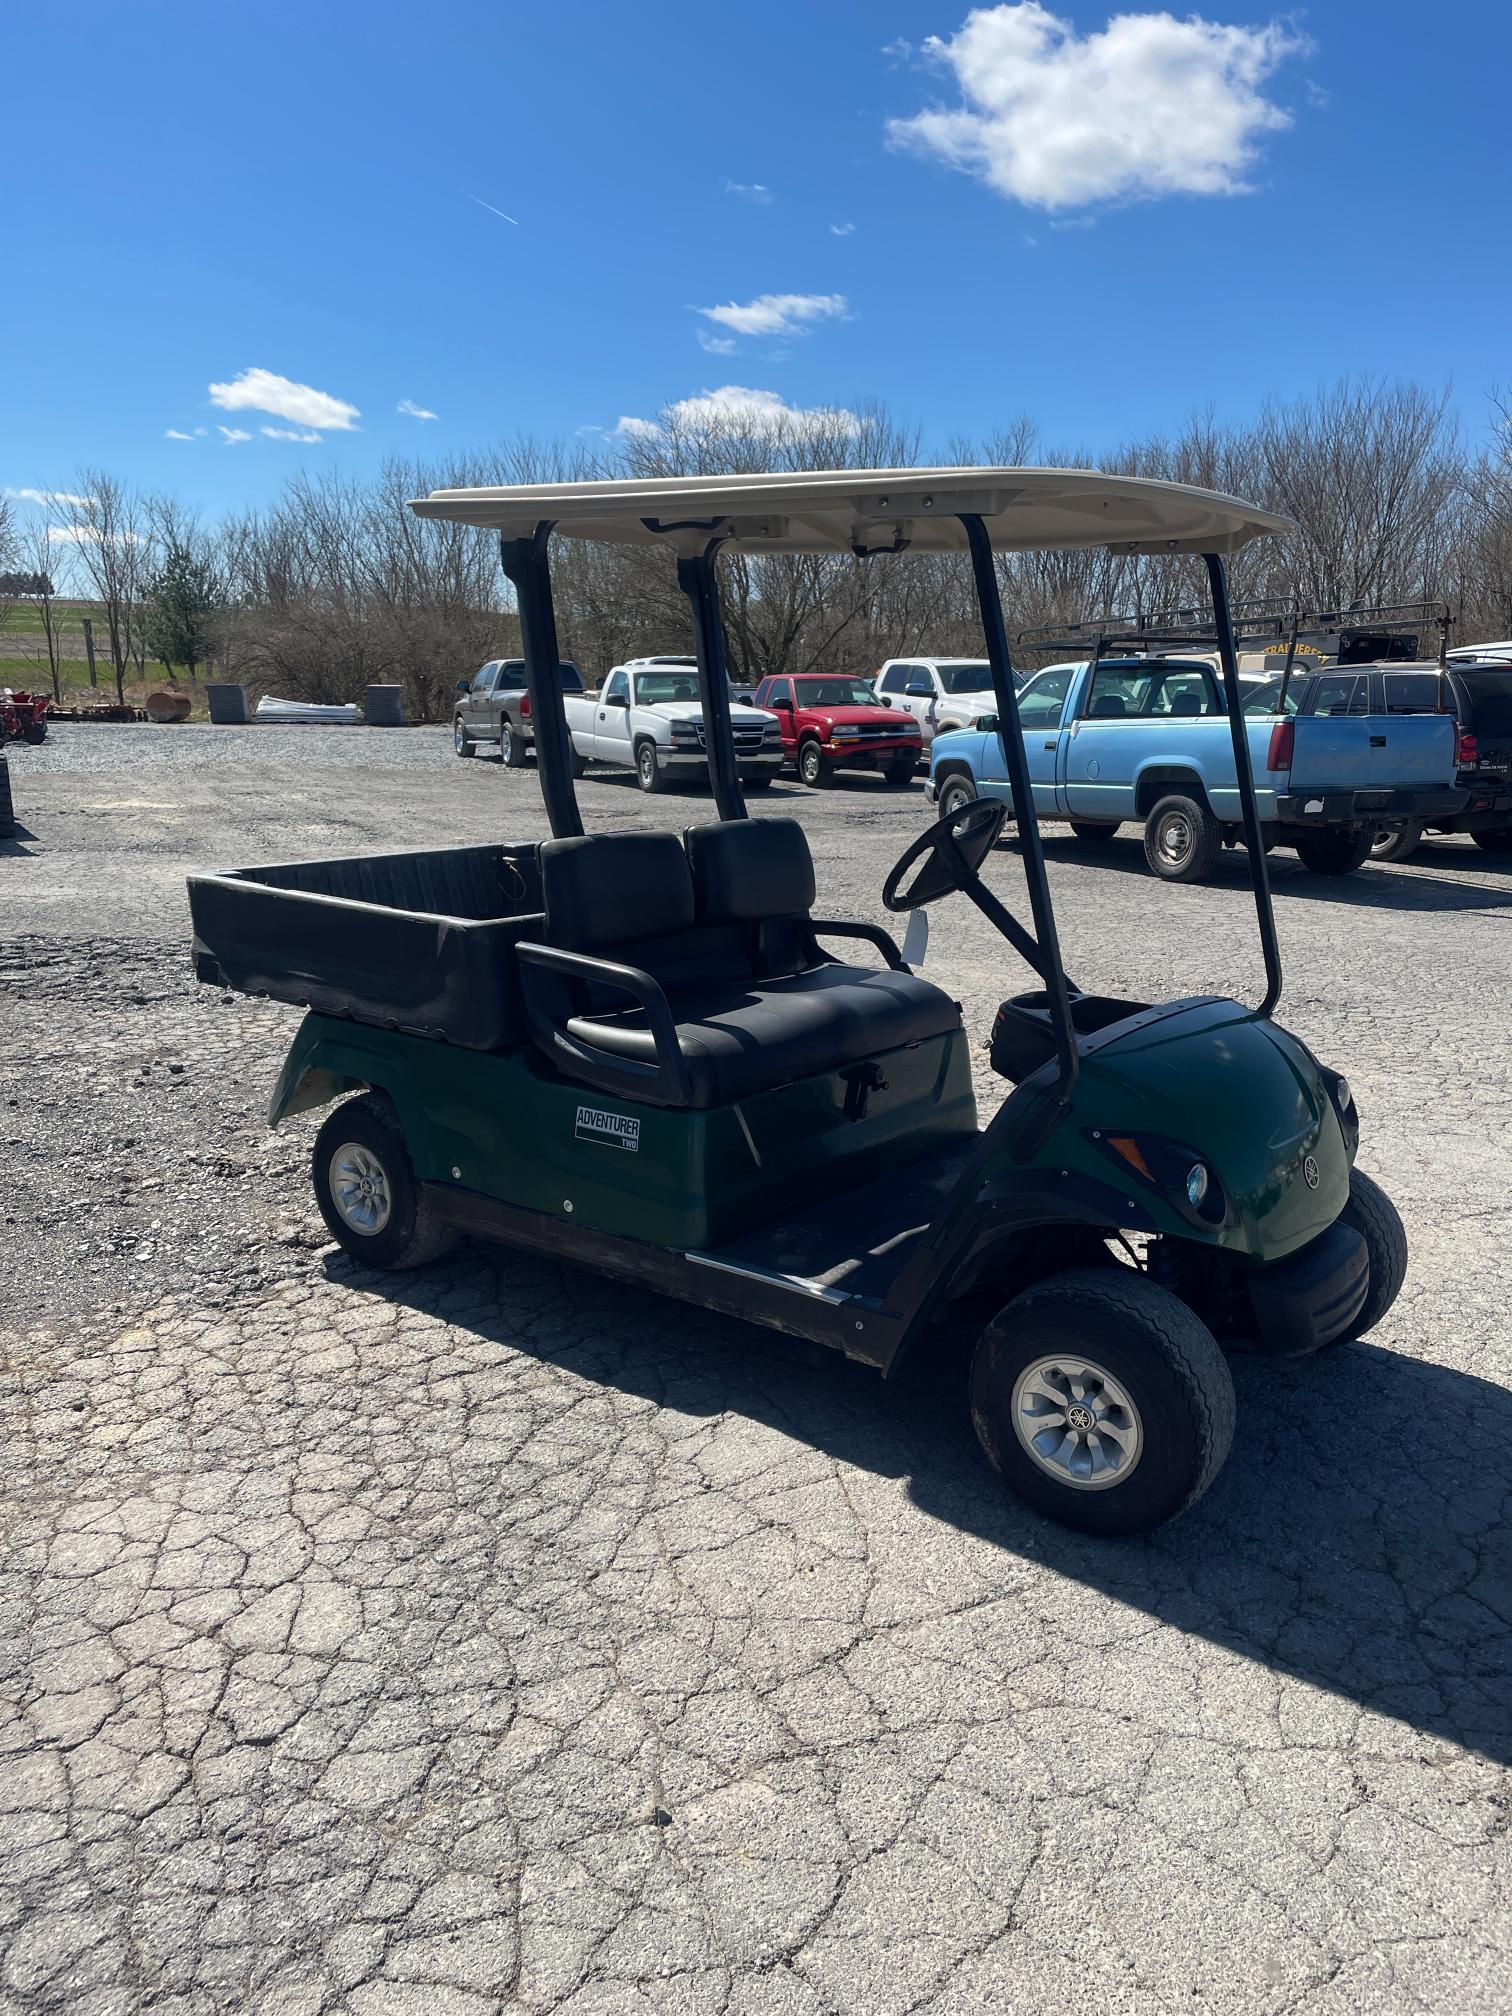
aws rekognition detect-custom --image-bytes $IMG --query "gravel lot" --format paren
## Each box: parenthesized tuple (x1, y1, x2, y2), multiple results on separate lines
(3, 723, 1511, 2015)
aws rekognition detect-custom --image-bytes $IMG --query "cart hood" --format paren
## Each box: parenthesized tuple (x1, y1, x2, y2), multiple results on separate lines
(1073, 999, 1350, 1259)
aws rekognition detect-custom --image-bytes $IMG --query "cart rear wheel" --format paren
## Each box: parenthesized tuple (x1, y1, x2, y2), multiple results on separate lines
(500, 719, 527, 769)
(1372, 820, 1422, 863)
(1294, 827, 1373, 875)
(1336, 1167, 1408, 1340)
(1144, 794, 1221, 883)
(970, 1267, 1235, 1536)
(313, 1095, 458, 1270)
(453, 716, 475, 758)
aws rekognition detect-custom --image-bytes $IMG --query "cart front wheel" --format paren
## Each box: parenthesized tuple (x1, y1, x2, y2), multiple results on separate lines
(970, 1267, 1235, 1536)
(1336, 1167, 1408, 1340)
(313, 1095, 458, 1270)
(1144, 794, 1221, 882)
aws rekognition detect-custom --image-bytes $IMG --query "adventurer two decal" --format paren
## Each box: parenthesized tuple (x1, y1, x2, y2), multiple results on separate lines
(575, 1105, 641, 1151)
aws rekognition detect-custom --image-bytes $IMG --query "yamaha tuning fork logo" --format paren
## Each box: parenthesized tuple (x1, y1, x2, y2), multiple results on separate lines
(575, 1105, 641, 1152)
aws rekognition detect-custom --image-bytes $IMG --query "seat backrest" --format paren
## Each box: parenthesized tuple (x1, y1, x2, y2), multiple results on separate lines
(1167, 691, 1203, 716)
(683, 817, 816, 923)
(1090, 693, 1126, 718)
(541, 831, 693, 952)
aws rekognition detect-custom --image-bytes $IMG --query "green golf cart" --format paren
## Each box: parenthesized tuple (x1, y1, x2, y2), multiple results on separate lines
(188, 468, 1407, 1536)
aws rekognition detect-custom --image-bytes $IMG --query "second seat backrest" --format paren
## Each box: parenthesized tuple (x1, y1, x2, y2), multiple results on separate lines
(539, 830, 754, 992)
(683, 817, 818, 978)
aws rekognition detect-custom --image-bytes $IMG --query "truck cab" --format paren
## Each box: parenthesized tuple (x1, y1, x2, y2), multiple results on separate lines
(752, 672, 923, 786)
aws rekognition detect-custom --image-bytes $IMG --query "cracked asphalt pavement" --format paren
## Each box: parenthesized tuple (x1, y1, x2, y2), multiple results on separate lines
(3, 726, 1511, 2013)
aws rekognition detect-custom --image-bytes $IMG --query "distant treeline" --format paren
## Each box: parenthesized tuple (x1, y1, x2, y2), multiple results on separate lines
(3, 378, 1509, 717)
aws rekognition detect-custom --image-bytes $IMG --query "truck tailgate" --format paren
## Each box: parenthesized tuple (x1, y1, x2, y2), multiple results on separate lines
(1290, 712, 1457, 791)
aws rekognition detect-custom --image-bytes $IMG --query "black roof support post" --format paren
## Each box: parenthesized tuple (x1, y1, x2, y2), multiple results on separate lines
(960, 513, 1079, 1098)
(498, 523, 583, 841)
(676, 540, 747, 822)
(1205, 551, 1283, 1017)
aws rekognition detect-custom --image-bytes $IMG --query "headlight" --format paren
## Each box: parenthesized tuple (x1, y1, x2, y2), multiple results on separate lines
(1335, 1076, 1351, 1112)
(1090, 1131, 1227, 1225)
(762, 723, 783, 741)
(831, 724, 860, 740)
(670, 721, 701, 741)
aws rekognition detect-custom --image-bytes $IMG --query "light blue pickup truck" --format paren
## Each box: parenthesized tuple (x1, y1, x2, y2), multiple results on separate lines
(926, 655, 1468, 880)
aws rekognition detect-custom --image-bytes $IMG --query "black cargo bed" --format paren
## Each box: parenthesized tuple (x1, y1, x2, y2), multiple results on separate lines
(188, 842, 543, 1050)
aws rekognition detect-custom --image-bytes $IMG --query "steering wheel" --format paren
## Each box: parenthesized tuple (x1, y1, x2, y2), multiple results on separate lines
(883, 796, 1007, 912)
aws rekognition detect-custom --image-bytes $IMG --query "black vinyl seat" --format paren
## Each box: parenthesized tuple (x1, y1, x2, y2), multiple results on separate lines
(525, 820, 960, 1108)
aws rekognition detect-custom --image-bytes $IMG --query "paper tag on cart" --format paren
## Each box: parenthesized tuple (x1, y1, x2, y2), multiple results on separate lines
(901, 911, 929, 969)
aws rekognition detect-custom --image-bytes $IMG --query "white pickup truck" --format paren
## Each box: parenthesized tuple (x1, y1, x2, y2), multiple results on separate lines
(564, 664, 784, 793)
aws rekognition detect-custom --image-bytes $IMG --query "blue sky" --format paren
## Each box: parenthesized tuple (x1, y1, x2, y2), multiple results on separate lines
(6, 0, 1509, 519)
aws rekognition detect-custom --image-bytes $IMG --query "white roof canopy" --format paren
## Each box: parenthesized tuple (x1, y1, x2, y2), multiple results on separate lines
(408, 466, 1291, 557)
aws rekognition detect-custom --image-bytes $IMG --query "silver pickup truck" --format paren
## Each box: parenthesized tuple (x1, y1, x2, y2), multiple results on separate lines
(453, 658, 585, 767)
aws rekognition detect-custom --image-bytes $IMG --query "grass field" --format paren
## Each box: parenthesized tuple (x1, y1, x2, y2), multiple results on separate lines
(1, 601, 207, 715)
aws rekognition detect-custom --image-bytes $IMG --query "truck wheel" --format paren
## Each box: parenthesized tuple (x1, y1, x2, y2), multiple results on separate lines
(569, 743, 588, 779)
(22, 722, 47, 745)
(798, 740, 833, 788)
(1070, 821, 1121, 846)
(1472, 827, 1512, 854)
(1294, 827, 1373, 875)
(1371, 821, 1422, 863)
(886, 756, 918, 787)
(1337, 1168, 1408, 1340)
(499, 719, 527, 769)
(743, 773, 773, 790)
(1144, 794, 1221, 882)
(313, 1095, 459, 1270)
(970, 1267, 1235, 1537)
(937, 775, 976, 820)
(453, 716, 475, 758)
(636, 740, 667, 793)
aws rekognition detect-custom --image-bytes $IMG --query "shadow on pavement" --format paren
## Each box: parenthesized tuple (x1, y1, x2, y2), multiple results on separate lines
(1006, 830, 1512, 915)
(337, 1245, 1512, 1768)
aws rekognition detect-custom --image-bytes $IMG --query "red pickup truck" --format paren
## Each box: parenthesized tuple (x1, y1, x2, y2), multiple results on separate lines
(751, 673, 923, 787)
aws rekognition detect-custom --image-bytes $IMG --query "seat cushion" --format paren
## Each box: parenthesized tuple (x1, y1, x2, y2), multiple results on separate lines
(542, 831, 693, 952)
(567, 962, 961, 1108)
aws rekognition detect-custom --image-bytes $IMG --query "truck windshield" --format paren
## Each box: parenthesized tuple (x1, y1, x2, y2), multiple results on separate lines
(936, 663, 994, 693)
(635, 673, 703, 704)
(794, 678, 884, 707)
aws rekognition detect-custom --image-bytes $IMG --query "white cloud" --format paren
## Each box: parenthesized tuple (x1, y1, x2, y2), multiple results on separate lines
(696, 329, 739, 356)
(261, 425, 322, 442)
(165, 429, 194, 441)
(830, 221, 856, 236)
(209, 366, 361, 432)
(696, 292, 849, 339)
(49, 524, 142, 544)
(725, 180, 774, 204)
(887, 2, 1306, 212)
(617, 386, 860, 439)
(5, 486, 94, 508)
(218, 426, 253, 444)
(397, 399, 438, 421)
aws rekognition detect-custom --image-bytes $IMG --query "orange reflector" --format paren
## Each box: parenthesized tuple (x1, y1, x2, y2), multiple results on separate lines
(1107, 1136, 1153, 1180)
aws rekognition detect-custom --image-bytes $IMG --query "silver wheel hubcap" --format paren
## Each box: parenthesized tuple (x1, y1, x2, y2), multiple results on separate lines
(454, 720, 465, 751)
(1010, 1354, 1143, 1491)
(1158, 815, 1191, 864)
(329, 1142, 392, 1235)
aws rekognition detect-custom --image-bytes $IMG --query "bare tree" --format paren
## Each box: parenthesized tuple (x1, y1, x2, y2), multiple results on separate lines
(20, 516, 69, 701)
(66, 473, 151, 704)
